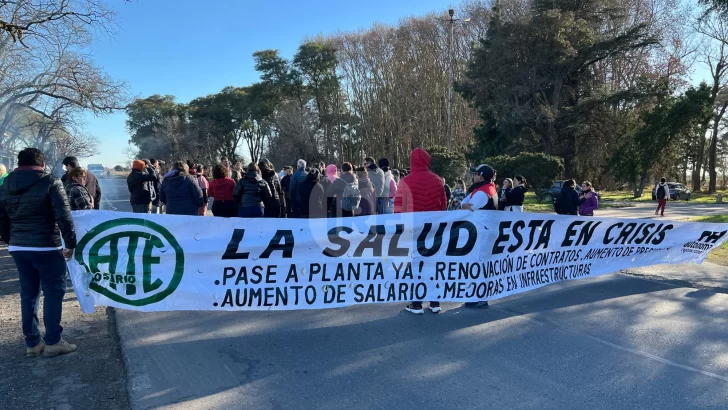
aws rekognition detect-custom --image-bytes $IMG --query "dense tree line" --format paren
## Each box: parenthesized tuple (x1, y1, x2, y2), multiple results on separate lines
(127, 0, 728, 195)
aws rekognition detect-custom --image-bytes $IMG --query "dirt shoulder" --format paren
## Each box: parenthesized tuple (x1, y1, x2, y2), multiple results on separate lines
(0, 248, 130, 410)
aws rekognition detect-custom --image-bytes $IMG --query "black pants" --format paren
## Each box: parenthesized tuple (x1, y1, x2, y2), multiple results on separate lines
(411, 301, 439, 309)
(211, 200, 237, 218)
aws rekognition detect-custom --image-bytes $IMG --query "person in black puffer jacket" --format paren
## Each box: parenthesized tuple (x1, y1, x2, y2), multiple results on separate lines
(558, 179, 583, 215)
(233, 162, 272, 218)
(299, 169, 326, 218)
(259, 158, 286, 218)
(127, 159, 159, 213)
(0, 148, 78, 357)
(159, 161, 204, 216)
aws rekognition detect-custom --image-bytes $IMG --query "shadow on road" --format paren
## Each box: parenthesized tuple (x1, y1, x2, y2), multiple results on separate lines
(117, 273, 728, 409)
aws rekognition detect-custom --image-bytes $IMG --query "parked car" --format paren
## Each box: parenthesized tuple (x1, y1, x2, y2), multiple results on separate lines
(541, 180, 600, 202)
(652, 182, 691, 201)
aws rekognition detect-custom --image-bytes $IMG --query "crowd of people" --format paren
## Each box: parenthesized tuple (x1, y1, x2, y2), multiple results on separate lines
(0, 143, 661, 358)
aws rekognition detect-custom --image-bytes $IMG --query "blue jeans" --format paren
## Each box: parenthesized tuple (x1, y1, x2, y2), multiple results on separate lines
(376, 197, 388, 215)
(238, 206, 264, 218)
(11, 250, 67, 347)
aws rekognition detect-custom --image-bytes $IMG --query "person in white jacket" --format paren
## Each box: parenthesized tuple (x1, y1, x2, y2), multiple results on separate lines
(654, 178, 670, 217)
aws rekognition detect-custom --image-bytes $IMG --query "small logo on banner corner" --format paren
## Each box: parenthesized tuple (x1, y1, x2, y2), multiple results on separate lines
(75, 218, 184, 306)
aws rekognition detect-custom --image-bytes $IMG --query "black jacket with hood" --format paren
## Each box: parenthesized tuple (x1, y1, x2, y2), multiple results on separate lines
(233, 171, 272, 208)
(159, 172, 204, 216)
(0, 168, 77, 248)
(261, 169, 286, 217)
(127, 167, 158, 206)
(559, 186, 583, 215)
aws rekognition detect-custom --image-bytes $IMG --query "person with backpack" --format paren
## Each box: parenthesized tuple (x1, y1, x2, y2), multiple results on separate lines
(328, 162, 359, 218)
(394, 148, 448, 315)
(460, 164, 499, 309)
(654, 178, 670, 217)
(579, 181, 598, 216)
(558, 179, 582, 216)
(505, 176, 528, 212)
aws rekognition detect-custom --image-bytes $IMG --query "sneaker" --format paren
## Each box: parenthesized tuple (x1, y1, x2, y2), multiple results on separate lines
(429, 305, 442, 314)
(405, 304, 424, 315)
(464, 301, 489, 309)
(26, 340, 45, 358)
(44, 339, 77, 357)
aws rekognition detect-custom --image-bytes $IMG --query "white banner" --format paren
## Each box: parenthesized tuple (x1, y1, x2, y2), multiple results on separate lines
(67, 210, 728, 313)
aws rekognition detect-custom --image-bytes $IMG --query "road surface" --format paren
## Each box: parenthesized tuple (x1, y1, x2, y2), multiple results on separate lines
(117, 273, 728, 409)
(96, 177, 728, 409)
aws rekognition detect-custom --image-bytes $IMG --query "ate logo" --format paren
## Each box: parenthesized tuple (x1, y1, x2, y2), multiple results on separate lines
(75, 218, 184, 306)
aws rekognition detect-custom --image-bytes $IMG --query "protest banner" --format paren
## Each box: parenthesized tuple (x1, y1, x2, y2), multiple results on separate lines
(67, 210, 727, 313)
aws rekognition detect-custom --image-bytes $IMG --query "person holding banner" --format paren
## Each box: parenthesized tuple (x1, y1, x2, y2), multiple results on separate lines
(461, 164, 498, 212)
(0, 148, 78, 357)
(395, 147, 448, 314)
(460, 164, 499, 309)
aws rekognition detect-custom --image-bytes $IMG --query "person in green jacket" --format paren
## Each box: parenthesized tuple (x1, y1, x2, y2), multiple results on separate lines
(0, 164, 7, 186)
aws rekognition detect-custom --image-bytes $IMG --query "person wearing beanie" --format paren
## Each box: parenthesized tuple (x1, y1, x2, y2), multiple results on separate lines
(127, 159, 159, 213)
(364, 157, 385, 214)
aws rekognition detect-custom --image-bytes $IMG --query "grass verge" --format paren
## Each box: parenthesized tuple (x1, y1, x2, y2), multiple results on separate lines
(691, 215, 728, 266)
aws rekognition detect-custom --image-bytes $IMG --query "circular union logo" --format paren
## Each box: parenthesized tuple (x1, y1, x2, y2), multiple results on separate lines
(75, 218, 184, 306)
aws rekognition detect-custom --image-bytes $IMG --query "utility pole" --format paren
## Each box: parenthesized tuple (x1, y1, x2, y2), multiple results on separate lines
(447, 8, 454, 152)
(442, 8, 468, 152)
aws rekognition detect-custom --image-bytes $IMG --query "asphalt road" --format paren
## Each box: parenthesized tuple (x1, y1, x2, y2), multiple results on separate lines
(117, 273, 728, 409)
(99, 177, 728, 409)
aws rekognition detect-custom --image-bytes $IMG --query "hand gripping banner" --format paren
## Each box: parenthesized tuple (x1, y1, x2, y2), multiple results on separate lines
(67, 210, 728, 313)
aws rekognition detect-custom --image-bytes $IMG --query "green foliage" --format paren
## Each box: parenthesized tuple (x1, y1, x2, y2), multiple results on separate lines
(609, 82, 713, 196)
(425, 145, 468, 184)
(459, 0, 658, 176)
(113, 165, 124, 172)
(482, 152, 564, 196)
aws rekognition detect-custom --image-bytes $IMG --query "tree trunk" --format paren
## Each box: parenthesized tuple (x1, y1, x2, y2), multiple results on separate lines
(708, 102, 727, 193)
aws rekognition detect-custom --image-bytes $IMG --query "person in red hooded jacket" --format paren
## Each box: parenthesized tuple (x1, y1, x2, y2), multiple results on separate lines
(394, 148, 448, 314)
